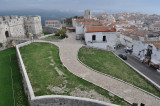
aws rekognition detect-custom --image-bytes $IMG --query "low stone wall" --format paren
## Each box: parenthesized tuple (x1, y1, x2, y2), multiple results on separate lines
(16, 41, 117, 106)
(39, 33, 55, 39)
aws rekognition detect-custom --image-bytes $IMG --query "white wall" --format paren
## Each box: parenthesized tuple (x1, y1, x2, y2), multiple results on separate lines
(120, 34, 133, 47)
(132, 41, 148, 58)
(151, 45, 160, 62)
(76, 25, 84, 35)
(85, 32, 118, 50)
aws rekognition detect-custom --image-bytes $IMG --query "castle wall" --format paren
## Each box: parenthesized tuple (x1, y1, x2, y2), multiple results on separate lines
(0, 22, 7, 43)
(8, 18, 25, 38)
(24, 16, 42, 35)
(0, 15, 42, 45)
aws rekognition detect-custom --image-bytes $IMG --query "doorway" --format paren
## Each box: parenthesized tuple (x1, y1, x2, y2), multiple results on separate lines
(5, 31, 9, 38)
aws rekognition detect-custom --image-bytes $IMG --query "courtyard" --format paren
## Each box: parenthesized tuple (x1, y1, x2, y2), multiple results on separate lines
(19, 43, 129, 105)
(0, 48, 28, 106)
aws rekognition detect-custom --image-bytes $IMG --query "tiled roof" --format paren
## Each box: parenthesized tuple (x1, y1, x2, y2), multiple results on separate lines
(124, 25, 137, 30)
(119, 22, 129, 25)
(86, 26, 116, 33)
(121, 30, 133, 35)
(131, 29, 149, 37)
(153, 43, 160, 49)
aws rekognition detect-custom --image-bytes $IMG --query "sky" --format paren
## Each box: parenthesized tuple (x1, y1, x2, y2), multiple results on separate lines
(1, 0, 160, 14)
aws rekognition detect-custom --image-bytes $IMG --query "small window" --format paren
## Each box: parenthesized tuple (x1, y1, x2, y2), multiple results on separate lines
(92, 35, 96, 41)
(103, 36, 106, 41)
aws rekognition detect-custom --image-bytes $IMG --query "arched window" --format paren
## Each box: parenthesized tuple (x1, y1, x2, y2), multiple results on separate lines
(92, 35, 96, 41)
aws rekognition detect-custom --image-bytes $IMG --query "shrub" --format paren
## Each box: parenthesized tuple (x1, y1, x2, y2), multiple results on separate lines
(0, 43, 2, 47)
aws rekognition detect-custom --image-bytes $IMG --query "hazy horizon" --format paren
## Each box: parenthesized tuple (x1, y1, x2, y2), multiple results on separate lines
(0, 0, 160, 15)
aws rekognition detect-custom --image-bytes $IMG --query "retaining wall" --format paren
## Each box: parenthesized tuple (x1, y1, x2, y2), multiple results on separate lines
(16, 41, 117, 106)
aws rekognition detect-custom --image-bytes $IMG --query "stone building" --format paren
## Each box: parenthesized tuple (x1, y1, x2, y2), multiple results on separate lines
(45, 20, 62, 29)
(84, 10, 92, 19)
(0, 15, 42, 46)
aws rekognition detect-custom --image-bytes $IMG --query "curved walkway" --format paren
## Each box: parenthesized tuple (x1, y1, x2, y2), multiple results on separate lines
(49, 33, 160, 105)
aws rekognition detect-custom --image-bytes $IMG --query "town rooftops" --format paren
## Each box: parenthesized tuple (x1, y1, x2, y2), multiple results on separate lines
(85, 26, 116, 33)
(118, 21, 129, 25)
(124, 25, 137, 30)
(131, 29, 149, 37)
(121, 30, 134, 35)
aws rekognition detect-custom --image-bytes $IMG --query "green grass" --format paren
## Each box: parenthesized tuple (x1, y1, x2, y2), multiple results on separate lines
(78, 47, 160, 98)
(0, 48, 29, 106)
(43, 32, 52, 35)
(44, 35, 62, 40)
(20, 43, 130, 106)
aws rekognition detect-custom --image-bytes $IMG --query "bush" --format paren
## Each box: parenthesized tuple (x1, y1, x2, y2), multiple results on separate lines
(55, 33, 60, 36)
(0, 43, 2, 47)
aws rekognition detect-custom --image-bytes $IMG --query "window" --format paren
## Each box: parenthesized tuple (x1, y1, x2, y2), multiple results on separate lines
(103, 36, 106, 41)
(92, 35, 96, 41)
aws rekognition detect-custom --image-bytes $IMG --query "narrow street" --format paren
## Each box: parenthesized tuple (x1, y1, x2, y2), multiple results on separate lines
(115, 47, 160, 86)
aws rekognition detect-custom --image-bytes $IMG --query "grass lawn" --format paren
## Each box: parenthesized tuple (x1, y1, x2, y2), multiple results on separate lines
(20, 43, 130, 106)
(0, 48, 29, 106)
(43, 32, 52, 35)
(78, 47, 160, 98)
(44, 35, 62, 40)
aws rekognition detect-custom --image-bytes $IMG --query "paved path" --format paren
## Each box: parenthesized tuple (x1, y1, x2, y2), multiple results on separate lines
(51, 33, 160, 106)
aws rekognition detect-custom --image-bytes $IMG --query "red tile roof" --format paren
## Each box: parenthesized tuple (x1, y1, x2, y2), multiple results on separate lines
(153, 43, 160, 49)
(119, 22, 129, 25)
(124, 25, 137, 30)
(86, 26, 116, 33)
(121, 30, 133, 35)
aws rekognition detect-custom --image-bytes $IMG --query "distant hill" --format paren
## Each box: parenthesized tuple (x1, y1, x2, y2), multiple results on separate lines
(0, 9, 83, 26)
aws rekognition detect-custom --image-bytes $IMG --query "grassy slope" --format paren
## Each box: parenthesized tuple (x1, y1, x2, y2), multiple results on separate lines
(0, 48, 28, 106)
(20, 43, 130, 106)
(78, 47, 160, 98)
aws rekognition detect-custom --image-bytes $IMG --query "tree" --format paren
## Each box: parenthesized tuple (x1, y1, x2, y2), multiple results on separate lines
(66, 18, 72, 25)
(57, 29, 67, 37)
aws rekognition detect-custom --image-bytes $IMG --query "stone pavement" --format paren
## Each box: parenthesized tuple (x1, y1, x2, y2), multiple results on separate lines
(51, 33, 160, 106)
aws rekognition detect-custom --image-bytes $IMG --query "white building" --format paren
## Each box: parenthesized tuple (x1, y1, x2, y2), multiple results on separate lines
(150, 24, 160, 32)
(133, 41, 160, 66)
(0, 15, 42, 46)
(45, 20, 62, 29)
(84, 26, 119, 50)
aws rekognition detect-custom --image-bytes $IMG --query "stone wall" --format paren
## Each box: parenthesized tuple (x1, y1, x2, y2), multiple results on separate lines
(16, 41, 117, 106)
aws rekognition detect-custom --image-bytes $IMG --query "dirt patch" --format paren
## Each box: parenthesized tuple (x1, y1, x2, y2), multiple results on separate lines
(47, 84, 69, 94)
(70, 86, 110, 103)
